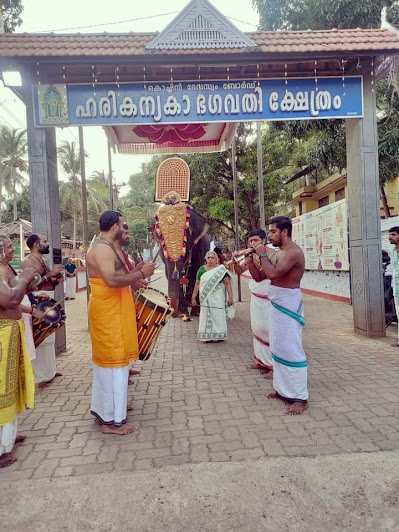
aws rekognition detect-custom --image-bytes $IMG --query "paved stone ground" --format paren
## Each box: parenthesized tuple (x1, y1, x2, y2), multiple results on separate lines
(1, 274, 399, 482)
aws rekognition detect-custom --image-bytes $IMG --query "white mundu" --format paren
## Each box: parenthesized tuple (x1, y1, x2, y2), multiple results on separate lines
(248, 277, 272, 370)
(31, 290, 57, 384)
(268, 285, 308, 402)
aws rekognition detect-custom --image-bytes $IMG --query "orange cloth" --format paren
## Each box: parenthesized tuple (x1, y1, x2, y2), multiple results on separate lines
(88, 278, 138, 368)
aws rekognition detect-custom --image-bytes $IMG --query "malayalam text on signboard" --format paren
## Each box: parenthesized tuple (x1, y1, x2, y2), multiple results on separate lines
(33, 76, 363, 127)
(292, 199, 349, 271)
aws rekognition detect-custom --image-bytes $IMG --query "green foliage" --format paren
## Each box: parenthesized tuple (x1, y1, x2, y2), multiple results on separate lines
(120, 124, 289, 243)
(125, 218, 149, 254)
(58, 141, 107, 246)
(2, 184, 30, 222)
(0, 125, 27, 220)
(253, 0, 399, 189)
(119, 159, 160, 253)
(253, 0, 399, 31)
(208, 197, 234, 221)
(0, 0, 23, 32)
(125, 161, 158, 212)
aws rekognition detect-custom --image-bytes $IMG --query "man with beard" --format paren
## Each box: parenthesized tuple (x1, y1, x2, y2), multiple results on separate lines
(0, 234, 37, 467)
(114, 223, 148, 383)
(254, 216, 308, 415)
(86, 211, 155, 435)
(21, 234, 64, 389)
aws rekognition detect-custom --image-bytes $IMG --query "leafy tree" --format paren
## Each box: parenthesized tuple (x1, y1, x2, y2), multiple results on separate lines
(181, 123, 292, 242)
(0, 126, 28, 221)
(120, 125, 291, 247)
(253, 0, 399, 218)
(2, 184, 30, 223)
(126, 218, 149, 254)
(0, 1, 23, 32)
(124, 161, 159, 212)
(58, 141, 107, 250)
(253, 0, 399, 31)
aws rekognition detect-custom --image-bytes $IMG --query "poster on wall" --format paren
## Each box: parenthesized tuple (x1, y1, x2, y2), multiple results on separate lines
(292, 199, 349, 271)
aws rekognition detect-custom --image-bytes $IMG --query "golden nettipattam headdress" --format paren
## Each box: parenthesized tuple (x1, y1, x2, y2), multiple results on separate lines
(155, 157, 190, 202)
(155, 192, 191, 279)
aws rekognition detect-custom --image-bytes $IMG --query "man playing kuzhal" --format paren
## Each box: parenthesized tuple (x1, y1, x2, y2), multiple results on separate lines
(233, 229, 276, 377)
(254, 216, 308, 415)
(86, 211, 155, 435)
(0, 235, 37, 467)
(21, 234, 64, 388)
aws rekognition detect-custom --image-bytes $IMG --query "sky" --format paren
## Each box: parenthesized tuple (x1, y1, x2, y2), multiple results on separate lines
(0, 0, 260, 193)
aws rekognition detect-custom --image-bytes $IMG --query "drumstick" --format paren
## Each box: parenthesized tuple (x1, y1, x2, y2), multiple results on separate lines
(152, 247, 161, 263)
(147, 277, 161, 284)
(34, 300, 63, 322)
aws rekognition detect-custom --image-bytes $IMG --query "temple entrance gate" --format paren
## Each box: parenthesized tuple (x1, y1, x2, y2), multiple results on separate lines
(1, 0, 399, 338)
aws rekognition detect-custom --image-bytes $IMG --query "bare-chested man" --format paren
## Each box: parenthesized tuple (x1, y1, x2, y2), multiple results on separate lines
(114, 223, 148, 383)
(21, 234, 64, 388)
(86, 210, 155, 435)
(0, 234, 37, 467)
(254, 216, 308, 415)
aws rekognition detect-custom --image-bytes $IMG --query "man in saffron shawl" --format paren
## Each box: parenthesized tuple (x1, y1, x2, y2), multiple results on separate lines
(0, 235, 36, 467)
(254, 216, 308, 415)
(86, 211, 155, 435)
(114, 223, 148, 383)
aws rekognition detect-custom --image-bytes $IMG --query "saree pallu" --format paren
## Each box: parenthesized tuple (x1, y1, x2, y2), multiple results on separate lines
(0, 319, 35, 427)
(88, 278, 138, 367)
(249, 278, 273, 370)
(198, 265, 231, 341)
(268, 285, 308, 402)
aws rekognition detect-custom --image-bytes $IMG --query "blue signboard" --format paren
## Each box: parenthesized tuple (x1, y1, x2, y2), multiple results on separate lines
(33, 76, 363, 127)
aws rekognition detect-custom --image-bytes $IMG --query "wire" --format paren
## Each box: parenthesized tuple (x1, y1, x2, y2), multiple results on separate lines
(37, 11, 257, 33)
(0, 103, 25, 128)
(228, 16, 258, 28)
(0, 113, 15, 130)
(40, 11, 179, 32)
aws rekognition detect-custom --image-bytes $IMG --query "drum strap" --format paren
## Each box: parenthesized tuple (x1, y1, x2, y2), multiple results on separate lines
(8, 264, 36, 305)
(98, 238, 130, 275)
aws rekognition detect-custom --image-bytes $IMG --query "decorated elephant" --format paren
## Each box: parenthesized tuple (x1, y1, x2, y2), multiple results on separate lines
(154, 193, 209, 317)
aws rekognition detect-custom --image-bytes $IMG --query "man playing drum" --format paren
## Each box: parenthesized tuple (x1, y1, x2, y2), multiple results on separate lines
(114, 223, 148, 382)
(86, 211, 154, 435)
(0, 234, 37, 467)
(21, 234, 64, 389)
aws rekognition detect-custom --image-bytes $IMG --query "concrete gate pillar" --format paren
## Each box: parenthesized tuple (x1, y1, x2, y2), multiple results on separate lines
(345, 67, 385, 337)
(25, 95, 66, 353)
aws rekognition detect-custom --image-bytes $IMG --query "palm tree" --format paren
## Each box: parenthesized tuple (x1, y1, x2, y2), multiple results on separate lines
(0, 126, 28, 222)
(58, 141, 107, 251)
(89, 170, 111, 207)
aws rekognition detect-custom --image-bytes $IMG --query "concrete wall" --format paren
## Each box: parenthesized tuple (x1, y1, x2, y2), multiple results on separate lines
(300, 217, 399, 303)
(301, 270, 350, 301)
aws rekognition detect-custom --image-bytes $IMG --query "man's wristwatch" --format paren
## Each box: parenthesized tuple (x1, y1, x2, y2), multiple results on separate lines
(260, 251, 267, 258)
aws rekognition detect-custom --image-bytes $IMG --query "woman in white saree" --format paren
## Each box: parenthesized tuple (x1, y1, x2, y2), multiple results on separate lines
(191, 251, 234, 342)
